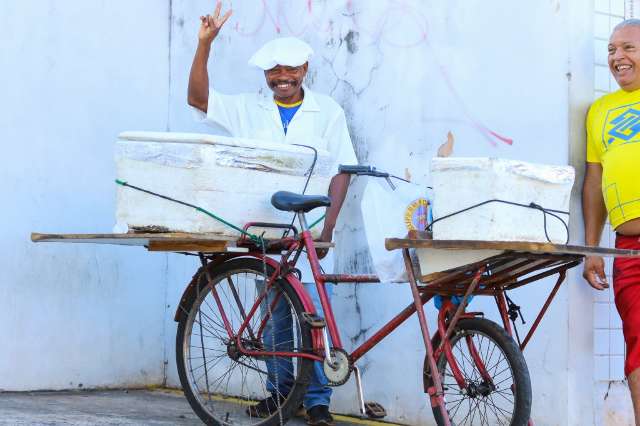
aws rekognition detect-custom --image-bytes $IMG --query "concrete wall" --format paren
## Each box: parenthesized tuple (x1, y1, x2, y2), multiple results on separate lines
(2, 0, 603, 424)
(164, 1, 594, 424)
(568, 0, 598, 424)
(0, 1, 171, 390)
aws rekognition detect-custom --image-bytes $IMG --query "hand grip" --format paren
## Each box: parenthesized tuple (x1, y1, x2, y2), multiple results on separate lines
(338, 165, 389, 178)
(338, 165, 374, 174)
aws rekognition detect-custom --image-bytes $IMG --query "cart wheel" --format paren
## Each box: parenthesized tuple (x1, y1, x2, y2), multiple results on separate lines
(424, 317, 532, 426)
(176, 258, 313, 426)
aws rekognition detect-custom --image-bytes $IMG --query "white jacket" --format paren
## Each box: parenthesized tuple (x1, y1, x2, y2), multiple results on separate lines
(193, 85, 358, 279)
(193, 85, 358, 174)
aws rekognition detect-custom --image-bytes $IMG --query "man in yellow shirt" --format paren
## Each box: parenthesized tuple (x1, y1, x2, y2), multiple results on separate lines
(583, 19, 640, 423)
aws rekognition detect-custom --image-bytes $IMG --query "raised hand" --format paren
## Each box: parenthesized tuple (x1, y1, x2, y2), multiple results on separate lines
(198, 1, 232, 45)
(583, 255, 609, 290)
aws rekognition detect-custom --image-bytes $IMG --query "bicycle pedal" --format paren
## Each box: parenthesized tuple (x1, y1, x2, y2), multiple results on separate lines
(364, 401, 386, 419)
(301, 312, 326, 328)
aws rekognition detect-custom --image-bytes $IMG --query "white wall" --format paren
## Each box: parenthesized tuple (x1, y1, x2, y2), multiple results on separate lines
(0, 1, 171, 390)
(2, 0, 601, 424)
(164, 1, 593, 424)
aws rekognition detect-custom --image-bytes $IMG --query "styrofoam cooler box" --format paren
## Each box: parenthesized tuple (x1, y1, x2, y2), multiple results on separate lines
(114, 131, 333, 238)
(430, 157, 575, 243)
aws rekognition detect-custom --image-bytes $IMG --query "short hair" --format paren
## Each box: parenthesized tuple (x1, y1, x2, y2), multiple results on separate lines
(613, 18, 640, 33)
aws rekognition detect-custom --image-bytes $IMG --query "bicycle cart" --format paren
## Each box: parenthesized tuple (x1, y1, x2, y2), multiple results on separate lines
(32, 215, 640, 426)
(29, 160, 640, 426)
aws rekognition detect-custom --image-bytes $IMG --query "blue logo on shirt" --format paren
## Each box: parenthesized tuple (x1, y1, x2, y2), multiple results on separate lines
(607, 108, 640, 144)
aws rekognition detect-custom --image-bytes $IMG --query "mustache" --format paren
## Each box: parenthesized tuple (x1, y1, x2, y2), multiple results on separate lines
(269, 79, 298, 87)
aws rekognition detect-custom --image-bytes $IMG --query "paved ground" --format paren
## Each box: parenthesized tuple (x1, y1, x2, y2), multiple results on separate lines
(0, 388, 394, 426)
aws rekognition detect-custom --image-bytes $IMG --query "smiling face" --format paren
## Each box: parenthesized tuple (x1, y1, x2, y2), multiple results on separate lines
(609, 25, 640, 92)
(264, 63, 308, 103)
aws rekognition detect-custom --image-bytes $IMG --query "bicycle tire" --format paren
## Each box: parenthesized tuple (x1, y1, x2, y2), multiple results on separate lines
(424, 317, 532, 426)
(176, 258, 314, 426)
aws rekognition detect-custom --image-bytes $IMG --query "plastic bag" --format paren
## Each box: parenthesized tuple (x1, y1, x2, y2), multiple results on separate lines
(360, 178, 430, 283)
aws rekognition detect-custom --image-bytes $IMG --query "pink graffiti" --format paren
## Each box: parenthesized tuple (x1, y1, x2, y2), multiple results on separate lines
(232, 0, 427, 47)
(229, 0, 512, 146)
(434, 60, 513, 146)
(346, 0, 428, 48)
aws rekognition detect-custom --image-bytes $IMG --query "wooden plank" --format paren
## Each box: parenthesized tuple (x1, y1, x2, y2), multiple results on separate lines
(31, 232, 334, 253)
(418, 252, 511, 284)
(32, 232, 235, 241)
(482, 259, 556, 288)
(31, 232, 237, 247)
(32, 233, 151, 246)
(505, 260, 582, 291)
(147, 240, 232, 252)
(385, 238, 640, 257)
(419, 270, 452, 283)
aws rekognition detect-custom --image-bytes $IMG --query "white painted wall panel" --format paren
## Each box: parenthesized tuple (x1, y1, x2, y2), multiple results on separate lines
(164, 1, 592, 424)
(0, 1, 171, 390)
(2, 0, 602, 424)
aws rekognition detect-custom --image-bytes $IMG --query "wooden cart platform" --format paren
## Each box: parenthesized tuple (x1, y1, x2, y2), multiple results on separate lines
(31, 232, 334, 253)
(385, 236, 640, 294)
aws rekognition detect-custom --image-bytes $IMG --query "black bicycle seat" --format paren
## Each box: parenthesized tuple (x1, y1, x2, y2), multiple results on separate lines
(271, 191, 331, 213)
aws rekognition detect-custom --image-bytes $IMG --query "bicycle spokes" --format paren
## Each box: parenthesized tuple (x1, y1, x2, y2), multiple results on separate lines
(177, 260, 314, 425)
(427, 317, 531, 426)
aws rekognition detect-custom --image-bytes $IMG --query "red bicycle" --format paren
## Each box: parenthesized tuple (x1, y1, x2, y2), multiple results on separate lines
(31, 167, 640, 426)
(172, 166, 602, 426)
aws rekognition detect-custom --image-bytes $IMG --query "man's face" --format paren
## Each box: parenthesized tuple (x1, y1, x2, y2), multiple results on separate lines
(264, 63, 308, 101)
(609, 26, 640, 91)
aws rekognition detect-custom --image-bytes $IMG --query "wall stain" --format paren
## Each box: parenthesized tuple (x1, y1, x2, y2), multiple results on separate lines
(349, 284, 373, 346)
(344, 30, 359, 54)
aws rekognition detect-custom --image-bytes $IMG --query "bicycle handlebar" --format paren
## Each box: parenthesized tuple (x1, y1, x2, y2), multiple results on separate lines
(338, 165, 390, 178)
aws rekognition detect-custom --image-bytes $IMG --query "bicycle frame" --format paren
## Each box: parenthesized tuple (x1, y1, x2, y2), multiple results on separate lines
(198, 219, 439, 359)
(207, 220, 430, 346)
(196, 212, 581, 426)
(197, 214, 454, 422)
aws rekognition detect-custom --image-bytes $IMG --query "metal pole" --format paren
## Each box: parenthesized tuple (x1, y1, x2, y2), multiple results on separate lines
(402, 249, 451, 426)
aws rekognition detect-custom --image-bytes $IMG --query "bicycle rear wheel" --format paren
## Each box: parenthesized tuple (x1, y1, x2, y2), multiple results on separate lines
(424, 317, 532, 426)
(176, 258, 313, 426)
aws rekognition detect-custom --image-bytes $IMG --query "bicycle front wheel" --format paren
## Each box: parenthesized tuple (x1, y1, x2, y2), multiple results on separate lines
(176, 258, 314, 426)
(424, 317, 532, 426)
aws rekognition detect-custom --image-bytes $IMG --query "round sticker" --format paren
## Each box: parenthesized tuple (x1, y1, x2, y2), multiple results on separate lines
(404, 198, 430, 231)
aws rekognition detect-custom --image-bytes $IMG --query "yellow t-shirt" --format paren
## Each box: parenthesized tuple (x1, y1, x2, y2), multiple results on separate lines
(587, 89, 640, 229)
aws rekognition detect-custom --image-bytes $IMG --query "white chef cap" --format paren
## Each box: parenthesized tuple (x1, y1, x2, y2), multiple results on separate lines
(248, 37, 314, 71)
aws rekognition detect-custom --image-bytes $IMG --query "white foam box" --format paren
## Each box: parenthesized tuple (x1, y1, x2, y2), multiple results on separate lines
(114, 132, 333, 238)
(430, 157, 575, 243)
(415, 158, 575, 279)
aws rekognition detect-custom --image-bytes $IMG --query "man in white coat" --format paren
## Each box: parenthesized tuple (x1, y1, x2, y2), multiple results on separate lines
(187, 4, 357, 426)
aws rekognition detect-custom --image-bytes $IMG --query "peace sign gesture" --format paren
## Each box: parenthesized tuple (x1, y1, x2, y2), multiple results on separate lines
(198, 1, 232, 45)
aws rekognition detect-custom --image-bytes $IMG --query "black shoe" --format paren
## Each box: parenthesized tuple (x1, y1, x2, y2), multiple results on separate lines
(306, 405, 335, 426)
(246, 394, 285, 418)
(295, 404, 307, 418)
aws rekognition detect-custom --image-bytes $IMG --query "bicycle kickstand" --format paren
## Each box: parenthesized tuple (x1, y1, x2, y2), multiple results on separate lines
(353, 365, 387, 419)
